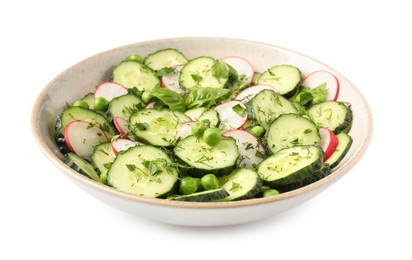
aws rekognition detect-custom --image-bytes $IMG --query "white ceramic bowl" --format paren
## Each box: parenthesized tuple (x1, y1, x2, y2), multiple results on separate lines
(32, 37, 373, 226)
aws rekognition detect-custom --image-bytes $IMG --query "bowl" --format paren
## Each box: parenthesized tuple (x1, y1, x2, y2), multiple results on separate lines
(31, 37, 373, 226)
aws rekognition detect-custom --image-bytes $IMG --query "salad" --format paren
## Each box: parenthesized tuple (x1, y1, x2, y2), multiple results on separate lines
(55, 48, 353, 202)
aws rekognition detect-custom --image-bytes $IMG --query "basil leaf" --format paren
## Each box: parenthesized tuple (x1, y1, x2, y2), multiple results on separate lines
(156, 67, 176, 77)
(185, 87, 231, 109)
(149, 88, 186, 112)
(211, 60, 229, 79)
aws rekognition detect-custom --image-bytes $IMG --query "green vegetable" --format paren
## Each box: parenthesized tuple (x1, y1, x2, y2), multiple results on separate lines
(149, 88, 186, 112)
(94, 97, 109, 112)
(295, 83, 328, 107)
(250, 125, 265, 137)
(73, 100, 89, 109)
(200, 174, 220, 190)
(127, 54, 143, 63)
(179, 177, 199, 195)
(211, 60, 230, 79)
(185, 88, 231, 109)
(191, 121, 206, 138)
(263, 189, 279, 197)
(141, 90, 153, 103)
(203, 127, 221, 146)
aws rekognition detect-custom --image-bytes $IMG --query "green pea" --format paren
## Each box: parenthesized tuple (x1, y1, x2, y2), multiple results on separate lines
(192, 121, 206, 138)
(263, 189, 280, 197)
(141, 90, 153, 104)
(73, 100, 89, 109)
(179, 177, 198, 195)
(203, 127, 221, 146)
(127, 54, 143, 63)
(93, 97, 109, 112)
(250, 125, 265, 137)
(200, 174, 220, 190)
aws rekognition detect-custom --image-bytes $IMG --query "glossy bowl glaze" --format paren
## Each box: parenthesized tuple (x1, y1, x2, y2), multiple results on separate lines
(32, 37, 373, 226)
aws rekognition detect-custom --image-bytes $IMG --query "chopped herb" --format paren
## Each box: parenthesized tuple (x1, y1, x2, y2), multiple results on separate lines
(126, 164, 136, 171)
(255, 150, 265, 159)
(135, 122, 149, 131)
(290, 138, 300, 145)
(156, 67, 176, 77)
(304, 129, 312, 134)
(191, 73, 203, 84)
(230, 182, 242, 192)
(103, 162, 112, 169)
(211, 60, 229, 79)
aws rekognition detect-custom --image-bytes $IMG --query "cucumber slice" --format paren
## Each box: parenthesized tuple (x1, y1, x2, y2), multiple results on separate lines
(111, 60, 160, 91)
(144, 48, 188, 70)
(107, 145, 178, 198)
(107, 94, 144, 121)
(65, 152, 100, 182)
(174, 136, 239, 176)
(267, 114, 320, 154)
(325, 132, 353, 168)
(307, 101, 352, 134)
(129, 109, 190, 147)
(179, 56, 229, 90)
(257, 145, 323, 189)
(91, 142, 116, 179)
(168, 188, 229, 202)
(80, 92, 95, 109)
(248, 89, 297, 129)
(219, 168, 262, 201)
(184, 107, 220, 127)
(257, 64, 301, 97)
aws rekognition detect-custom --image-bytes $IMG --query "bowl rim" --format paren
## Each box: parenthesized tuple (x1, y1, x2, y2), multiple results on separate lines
(31, 36, 373, 209)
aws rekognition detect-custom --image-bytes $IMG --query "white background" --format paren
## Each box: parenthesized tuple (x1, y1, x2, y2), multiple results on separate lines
(1, 0, 410, 259)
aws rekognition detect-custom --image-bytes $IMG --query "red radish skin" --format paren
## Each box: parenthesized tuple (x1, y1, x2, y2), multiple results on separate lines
(220, 56, 255, 85)
(94, 82, 128, 102)
(113, 117, 129, 138)
(111, 139, 143, 155)
(319, 128, 339, 162)
(64, 121, 108, 158)
(145, 102, 155, 109)
(223, 129, 265, 169)
(175, 121, 196, 140)
(301, 70, 340, 101)
(235, 84, 278, 103)
(214, 101, 248, 131)
(161, 65, 184, 94)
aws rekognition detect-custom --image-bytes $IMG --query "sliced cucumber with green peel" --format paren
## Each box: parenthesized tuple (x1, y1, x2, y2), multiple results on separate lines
(129, 109, 190, 147)
(307, 101, 352, 134)
(184, 107, 220, 127)
(248, 89, 297, 129)
(325, 132, 353, 168)
(174, 136, 239, 176)
(144, 48, 188, 70)
(91, 142, 116, 180)
(267, 114, 320, 154)
(168, 188, 229, 202)
(65, 152, 100, 182)
(111, 60, 160, 91)
(256, 64, 301, 97)
(219, 168, 262, 201)
(257, 145, 323, 189)
(107, 145, 178, 198)
(107, 94, 144, 121)
(179, 56, 229, 90)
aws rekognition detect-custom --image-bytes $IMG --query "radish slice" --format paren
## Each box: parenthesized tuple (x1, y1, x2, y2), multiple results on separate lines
(111, 138, 143, 155)
(145, 101, 155, 109)
(221, 56, 254, 84)
(64, 121, 108, 159)
(235, 84, 278, 103)
(175, 121, 196, 140)
(223, 129, 265, 169)
(214, 100, 248, 131)
(319, 127, 339, 162)
(301, 70, 340, 101)
(94, 82, 128, 102)
(113, 116, 129, 137)
(161, 65, 184, 94)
